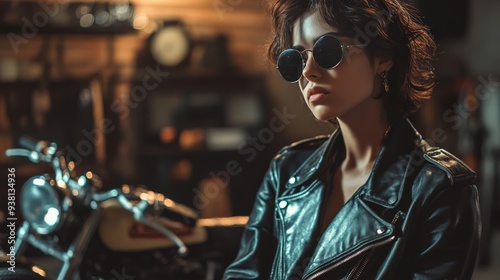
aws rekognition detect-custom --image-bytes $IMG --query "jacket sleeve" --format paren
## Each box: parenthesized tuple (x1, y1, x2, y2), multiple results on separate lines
(409, 183, 481, 280)
(223, 159, 279, 280)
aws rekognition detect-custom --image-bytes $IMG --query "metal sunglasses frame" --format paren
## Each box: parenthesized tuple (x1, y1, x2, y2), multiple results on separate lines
(276, 34, 367, 83)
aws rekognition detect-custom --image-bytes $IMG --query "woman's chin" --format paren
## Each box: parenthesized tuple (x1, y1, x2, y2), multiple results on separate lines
(310, 110, 339, 122)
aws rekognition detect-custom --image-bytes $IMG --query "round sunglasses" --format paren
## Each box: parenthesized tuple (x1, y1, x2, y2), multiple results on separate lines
(276, 34, 367, 83)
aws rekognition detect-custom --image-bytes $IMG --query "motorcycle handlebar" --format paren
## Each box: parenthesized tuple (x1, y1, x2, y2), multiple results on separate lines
(19, 136, 40, 151)
(10, 137, 193, 254)
(124, 186, 199, 227)
(157, 203, 198, 227)
(6, 136, 57, 164)
(116, 194, 189, 255)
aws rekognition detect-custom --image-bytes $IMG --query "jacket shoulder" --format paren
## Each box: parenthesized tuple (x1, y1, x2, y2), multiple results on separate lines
(423, 148, 476, 185)
(277, 135, 330, 155)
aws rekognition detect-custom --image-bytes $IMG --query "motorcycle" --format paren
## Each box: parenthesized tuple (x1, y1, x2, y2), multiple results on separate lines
(0, 137, 247, 280)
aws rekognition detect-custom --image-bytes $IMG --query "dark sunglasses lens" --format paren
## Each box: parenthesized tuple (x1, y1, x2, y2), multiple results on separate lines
(313, 35, 343, 69)
(277, 49, 303, 82)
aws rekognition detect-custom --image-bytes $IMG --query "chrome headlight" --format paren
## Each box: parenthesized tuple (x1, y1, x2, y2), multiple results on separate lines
(20, 176, 70, 235)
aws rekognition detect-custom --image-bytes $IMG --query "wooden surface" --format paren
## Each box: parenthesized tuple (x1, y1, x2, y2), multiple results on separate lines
(0, 0, 271, 81)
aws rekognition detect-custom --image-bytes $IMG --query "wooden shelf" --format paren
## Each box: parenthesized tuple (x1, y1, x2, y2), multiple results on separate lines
(0, 24, 137, 35)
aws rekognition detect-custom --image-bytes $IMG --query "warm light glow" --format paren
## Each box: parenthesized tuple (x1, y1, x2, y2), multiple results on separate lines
(133, 13, 149, 30)
(160, 126, 177, 144)
(86, 172, 93, 179)
(164, 198, 174, 208)
(68, 161, 75, 171)
(44, 207, 60, 226)
(143, 21, 157, 34)
(76, 5, 91, 19)
(57, 180, 67, 189)
(156, 193, 165, 201)
(139, 193, 154, 203)
(197, 216, 249, 227)
(122, 184, 130, 194)
(172, 160, 192, 181)
(32, 266, 46, 277)
(180, 128, 205, 150)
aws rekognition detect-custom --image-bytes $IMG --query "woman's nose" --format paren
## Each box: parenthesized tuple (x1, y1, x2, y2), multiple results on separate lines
(302, 51, 322, 81)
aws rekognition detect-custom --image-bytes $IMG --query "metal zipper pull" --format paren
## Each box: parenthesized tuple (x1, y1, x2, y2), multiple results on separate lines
(391, 211, 406, 236)
(346, 211, 407, 280)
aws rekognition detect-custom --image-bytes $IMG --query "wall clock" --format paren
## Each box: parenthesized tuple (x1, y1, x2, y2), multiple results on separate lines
(148, 20, 191, 68)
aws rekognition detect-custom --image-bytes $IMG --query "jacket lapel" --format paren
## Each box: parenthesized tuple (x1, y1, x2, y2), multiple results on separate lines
(302, 198, 395, 279)
(298, 118, 424, 278)
(285, 129, 341, 189)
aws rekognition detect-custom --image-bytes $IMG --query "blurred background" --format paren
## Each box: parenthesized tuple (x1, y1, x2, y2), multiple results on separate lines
(0, 0, 498, 279)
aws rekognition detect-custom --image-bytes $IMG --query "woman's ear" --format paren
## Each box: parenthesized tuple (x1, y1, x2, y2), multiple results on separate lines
(376, 55, 393, 74)
(375, 55, 393, 74)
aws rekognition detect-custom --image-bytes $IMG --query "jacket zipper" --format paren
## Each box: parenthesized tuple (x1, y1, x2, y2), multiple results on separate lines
(305, 212, 404, 280)
(345, 212, 405, 280)
(303, 236, 396, 280)
(346, 248, 376, 280)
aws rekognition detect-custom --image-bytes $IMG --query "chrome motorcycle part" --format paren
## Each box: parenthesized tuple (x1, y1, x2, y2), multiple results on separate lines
(20, 176, 71, 235)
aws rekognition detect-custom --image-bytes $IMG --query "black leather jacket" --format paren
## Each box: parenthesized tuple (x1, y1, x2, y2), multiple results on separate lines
(224, 118, 480, 279)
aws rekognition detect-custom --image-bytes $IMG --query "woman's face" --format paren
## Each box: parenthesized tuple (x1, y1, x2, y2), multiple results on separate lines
(292, 10, 386, 122)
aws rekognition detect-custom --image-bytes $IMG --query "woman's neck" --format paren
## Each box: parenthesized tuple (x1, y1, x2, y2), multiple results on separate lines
(336, 106, 389, 172)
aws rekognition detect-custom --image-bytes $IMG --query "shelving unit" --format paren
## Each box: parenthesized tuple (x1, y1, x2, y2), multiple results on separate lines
(0, 0, 274, 218)
(129, 70, 274, 216)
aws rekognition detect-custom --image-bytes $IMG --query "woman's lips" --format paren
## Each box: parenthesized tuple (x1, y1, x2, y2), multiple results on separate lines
(308, 87, 330, 103)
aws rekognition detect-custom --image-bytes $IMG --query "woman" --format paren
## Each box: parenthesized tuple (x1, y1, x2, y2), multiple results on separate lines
(224, 0, 480, 279)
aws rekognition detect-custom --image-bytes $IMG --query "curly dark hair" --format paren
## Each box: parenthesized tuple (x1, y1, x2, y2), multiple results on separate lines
(267, 0, 437, 118)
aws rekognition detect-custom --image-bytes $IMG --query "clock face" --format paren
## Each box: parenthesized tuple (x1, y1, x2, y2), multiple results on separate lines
(150, 26, 190, 67)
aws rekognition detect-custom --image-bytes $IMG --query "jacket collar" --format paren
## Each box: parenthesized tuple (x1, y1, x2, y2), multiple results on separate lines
(286, 117, 429, 208)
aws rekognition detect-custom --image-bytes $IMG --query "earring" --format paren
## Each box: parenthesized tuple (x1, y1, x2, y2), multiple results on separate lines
(381, 71, 389, 93)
